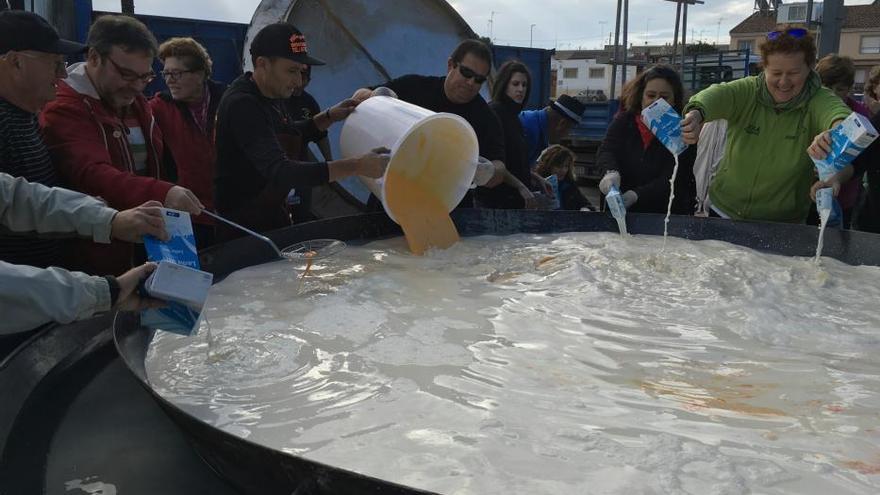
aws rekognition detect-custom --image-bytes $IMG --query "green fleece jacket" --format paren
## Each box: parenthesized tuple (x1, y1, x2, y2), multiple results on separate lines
(685, 76, 851, 223)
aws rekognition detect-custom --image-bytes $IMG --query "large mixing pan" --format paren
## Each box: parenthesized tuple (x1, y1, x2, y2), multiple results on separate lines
(114, 209, 880, 494)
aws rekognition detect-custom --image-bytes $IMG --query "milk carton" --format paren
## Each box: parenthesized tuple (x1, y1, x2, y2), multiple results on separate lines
(606, 185, 628, 235)
(812, 112, 878, 180)
(545, 174, 561, 210)
(606, 185, 626, 219)
(641, 98, 688, 156)
(141, 208, 208, 335)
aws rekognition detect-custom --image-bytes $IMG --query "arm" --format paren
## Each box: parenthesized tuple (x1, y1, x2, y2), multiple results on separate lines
(595, 113, 628, 175)
(317, 136, 333, 161)
(0, 261, 111, 334)
(0, 260, 162, 335)
(40, 102, 174, 210)
(683, 78, 752, 124)
(0, 172, 116, 242)
(227, 96, 332, 190)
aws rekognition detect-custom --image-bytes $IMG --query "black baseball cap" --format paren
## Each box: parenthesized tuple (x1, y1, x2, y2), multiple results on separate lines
(0, 10, 87, 55)
(250, 22, 325, 66)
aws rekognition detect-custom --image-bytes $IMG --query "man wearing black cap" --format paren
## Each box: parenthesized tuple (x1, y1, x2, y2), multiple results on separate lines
(519, 94, 586, 168)
(214, 22, 388, 237)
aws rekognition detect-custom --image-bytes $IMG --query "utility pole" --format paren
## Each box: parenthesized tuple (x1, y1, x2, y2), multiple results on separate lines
(717, 16, 723, 45)
(599, 20, 607, 47)
(121, 0, 134, 15)
(645, 17, 652, 45)
(530, 23, 536, 48)
(488, 11, 498, 42)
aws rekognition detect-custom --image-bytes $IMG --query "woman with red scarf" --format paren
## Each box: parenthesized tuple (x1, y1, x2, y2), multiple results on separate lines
(149, 37, 225, 248)
(596, 65, 696, 215)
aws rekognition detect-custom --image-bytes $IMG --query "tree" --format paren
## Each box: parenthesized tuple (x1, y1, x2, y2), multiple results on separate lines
(686, 41, 718, 55)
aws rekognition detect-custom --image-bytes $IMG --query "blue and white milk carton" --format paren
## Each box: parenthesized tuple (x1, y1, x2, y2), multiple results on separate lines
(812, 112, 878, 180)
(141, 209, 209, 335)
(545, 174, 561, 210)
(812, 113, 878, 227)
(641, 98, 688, 156)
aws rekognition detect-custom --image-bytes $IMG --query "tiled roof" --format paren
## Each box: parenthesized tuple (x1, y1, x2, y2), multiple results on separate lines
(731, 1, 880, 34)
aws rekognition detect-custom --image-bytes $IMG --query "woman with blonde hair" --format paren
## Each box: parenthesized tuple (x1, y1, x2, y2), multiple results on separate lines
(149, 37, 225, 247)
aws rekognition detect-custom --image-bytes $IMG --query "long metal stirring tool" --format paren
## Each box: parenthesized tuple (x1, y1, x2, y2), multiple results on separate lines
(200, 210, 284, 259)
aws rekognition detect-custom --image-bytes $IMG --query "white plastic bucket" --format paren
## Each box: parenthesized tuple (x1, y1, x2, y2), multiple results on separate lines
(339, 96, 479, 224)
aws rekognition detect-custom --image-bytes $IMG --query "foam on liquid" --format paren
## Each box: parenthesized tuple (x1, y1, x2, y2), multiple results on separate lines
(146, 233, 880, 495)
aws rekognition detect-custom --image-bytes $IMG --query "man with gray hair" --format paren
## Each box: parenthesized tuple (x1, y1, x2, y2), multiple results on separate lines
(41, 15, 204, 276)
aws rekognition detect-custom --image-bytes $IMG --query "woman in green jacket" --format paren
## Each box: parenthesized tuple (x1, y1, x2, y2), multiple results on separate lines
(680, 27, 851, 223)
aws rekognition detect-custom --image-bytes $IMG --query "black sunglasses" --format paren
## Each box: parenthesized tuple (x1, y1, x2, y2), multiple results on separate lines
(456, 63, 487, 84)
(767, 28, 808, 40)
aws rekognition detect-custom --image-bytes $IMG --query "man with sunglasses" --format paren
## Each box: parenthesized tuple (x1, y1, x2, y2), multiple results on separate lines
(41, 15, 205, 276)
(353, 39, 508, 197)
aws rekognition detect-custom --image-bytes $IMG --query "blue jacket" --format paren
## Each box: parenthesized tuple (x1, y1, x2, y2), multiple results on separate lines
(518, 109, 548, 166)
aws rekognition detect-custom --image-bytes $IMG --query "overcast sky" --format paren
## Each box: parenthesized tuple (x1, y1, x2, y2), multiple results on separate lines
(93, 0, 876, 49)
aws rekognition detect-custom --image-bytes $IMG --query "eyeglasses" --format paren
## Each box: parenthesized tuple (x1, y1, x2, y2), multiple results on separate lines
(456, 63, 488, 84)
(105, 56, 155, 83)
(767, 28, 808, 40)
(161, 69, 197, 81)
(15, 51, 68, 74)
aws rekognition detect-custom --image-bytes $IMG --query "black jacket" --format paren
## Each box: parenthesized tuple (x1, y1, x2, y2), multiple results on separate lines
(596, 111, 696, 215)
(478, 98, 531, 209)
(214, 73, 328, 233)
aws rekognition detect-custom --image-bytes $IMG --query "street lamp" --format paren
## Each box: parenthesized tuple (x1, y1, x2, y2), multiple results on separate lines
(530, 23, 536, 48)
(488, 11, 499, 42)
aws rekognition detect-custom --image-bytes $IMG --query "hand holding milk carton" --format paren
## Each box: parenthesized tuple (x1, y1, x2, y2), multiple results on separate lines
(141, 208, 212, 335)
(811, 112, 878, 225)
(641, 98, 688, 156)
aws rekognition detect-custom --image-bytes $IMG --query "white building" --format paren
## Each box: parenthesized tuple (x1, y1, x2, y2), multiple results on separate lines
(554, 50, 638, 99)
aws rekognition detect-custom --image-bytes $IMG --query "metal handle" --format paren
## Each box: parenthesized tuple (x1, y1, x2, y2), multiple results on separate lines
(200, 210, 283, 259)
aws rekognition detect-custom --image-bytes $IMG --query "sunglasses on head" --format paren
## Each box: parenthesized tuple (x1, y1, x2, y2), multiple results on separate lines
(767, 28, 808, 40)
(456, 64, 487, 84)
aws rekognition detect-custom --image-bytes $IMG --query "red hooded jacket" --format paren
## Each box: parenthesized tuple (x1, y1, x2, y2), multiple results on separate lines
(148, 80, 225, 226)
(40, 62, 174, 275)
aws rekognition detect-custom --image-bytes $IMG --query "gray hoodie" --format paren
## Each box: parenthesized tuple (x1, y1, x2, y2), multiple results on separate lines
(0, 172, 117, 334)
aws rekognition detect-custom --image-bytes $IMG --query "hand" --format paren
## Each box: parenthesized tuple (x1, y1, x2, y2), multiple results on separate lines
(537, 176, 553, 195)
(111, 200, 167, 242)
(810, 178, 841, 202)
(484, 160, 507, 188)
(114, 262, 165, 312)
(681, 109, 704, 145)
(622, 190, 638, 208)
(598, 170, 621, 195)
(371, 87, 398, 98)
(473, 156, 496, 186)
(356, 147, 390, 178)
(326, 98, 359, 123)
(807, 130, 833, 160)
(518, 187, 537, 209)
(164, 186, 204, 215)
(352, 88, 373, 104)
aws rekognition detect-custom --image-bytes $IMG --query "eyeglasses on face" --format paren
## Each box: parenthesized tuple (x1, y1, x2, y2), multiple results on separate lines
(767, 28, 808, 40)
(456, 63, 488, 84)
(161, 69, 197, 81)
(105, 55, 155, 83)
(15, 51, 68, 74)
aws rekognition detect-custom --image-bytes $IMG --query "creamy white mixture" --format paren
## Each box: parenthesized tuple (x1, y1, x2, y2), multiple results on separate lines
(146, 233, 880, 495)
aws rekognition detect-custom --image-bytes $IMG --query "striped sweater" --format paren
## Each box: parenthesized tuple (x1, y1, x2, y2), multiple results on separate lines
(0, 98, 61, 268)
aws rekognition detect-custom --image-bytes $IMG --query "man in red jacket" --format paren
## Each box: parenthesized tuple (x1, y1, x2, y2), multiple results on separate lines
(41, 15, 204, 275)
